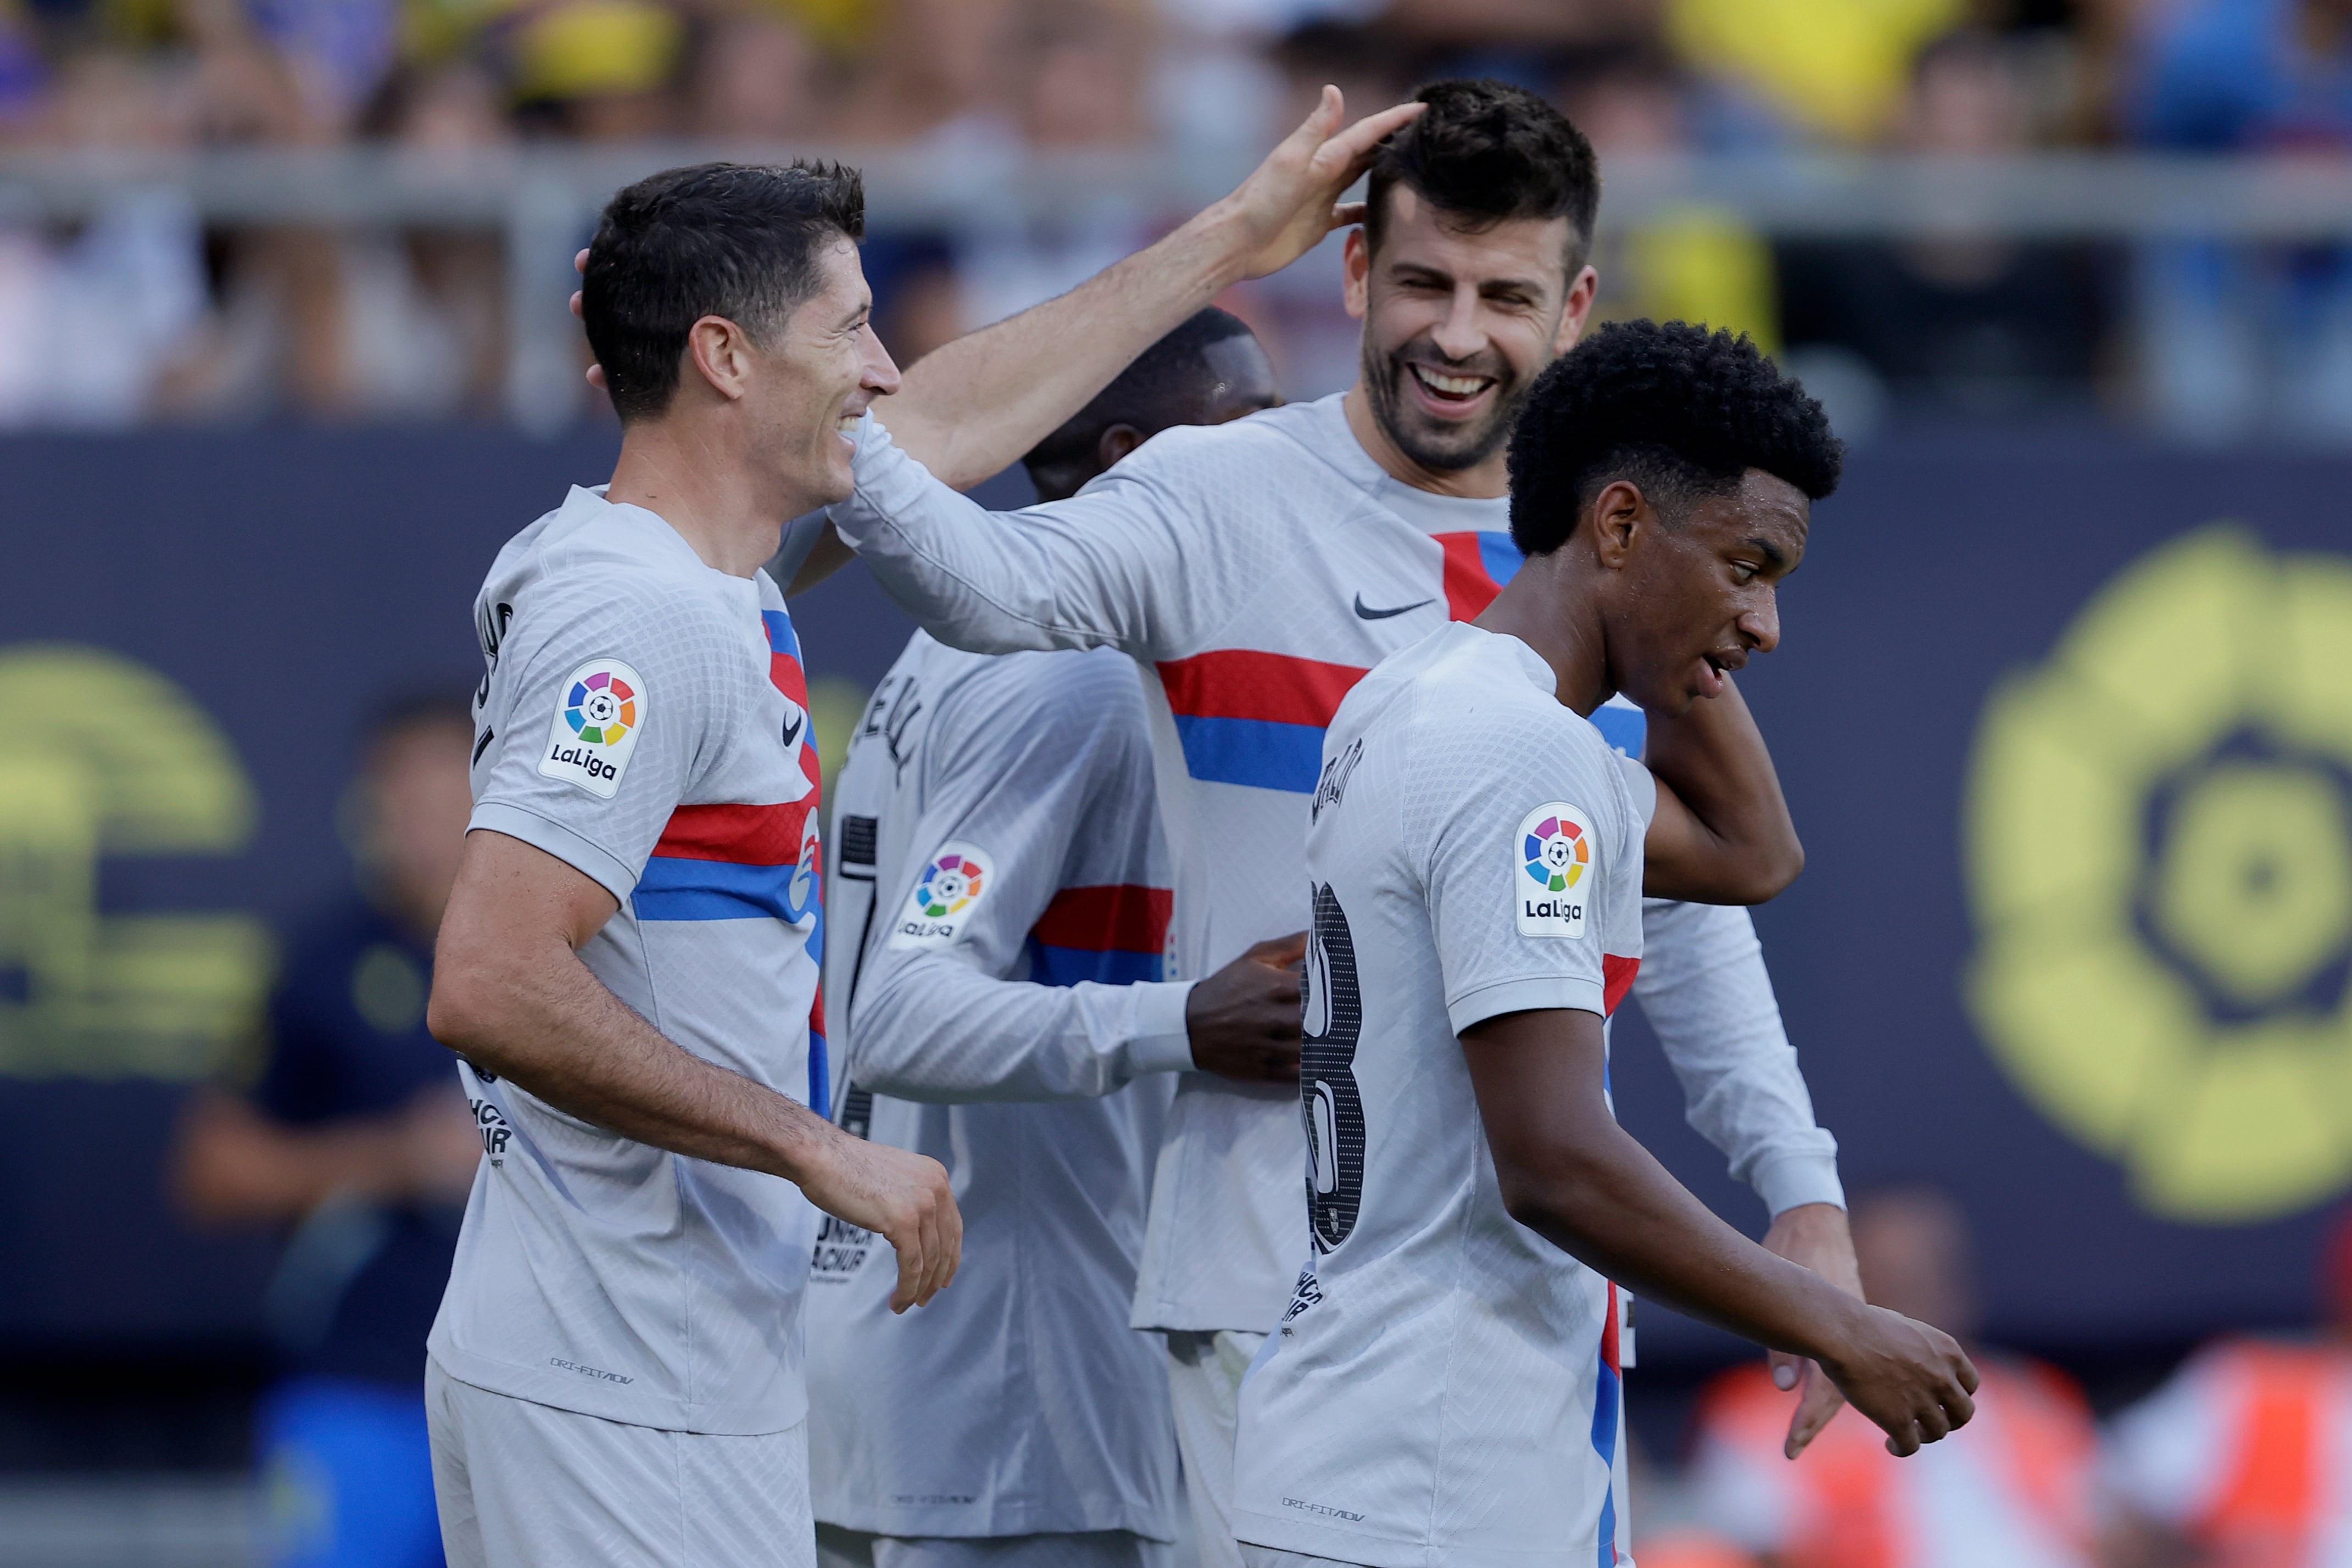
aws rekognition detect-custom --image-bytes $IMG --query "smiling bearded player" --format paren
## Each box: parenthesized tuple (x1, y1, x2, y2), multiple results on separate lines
(1228, 321, 1979, 1568)
(820, 80, 1859, 1565)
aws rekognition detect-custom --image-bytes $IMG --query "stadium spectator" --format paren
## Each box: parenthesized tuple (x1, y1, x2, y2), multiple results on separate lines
(2129, 0, 2352, 438)
(171, 694, 482, 1568)
(1686, 1186, 2099, 1568)
(1775, 30, 2109, 425)
(2101, 1206, 2352, 1568)
(1668, 0, 1966, 143)
(1558, 43, 1781, 352)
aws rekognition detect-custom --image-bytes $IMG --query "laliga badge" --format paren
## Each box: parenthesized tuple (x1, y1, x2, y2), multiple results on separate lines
(1515, 801, 1595, 938)
(540, 657, 646, 799)
(888, 841, 991, 948)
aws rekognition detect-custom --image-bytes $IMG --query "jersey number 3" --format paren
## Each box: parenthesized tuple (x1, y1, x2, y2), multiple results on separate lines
(1302, 883, 1365, 1251)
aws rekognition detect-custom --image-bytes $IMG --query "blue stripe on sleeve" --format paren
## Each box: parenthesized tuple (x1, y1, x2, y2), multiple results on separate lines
(1028, 943, 1166, 988)
(632, 856, 795, 922)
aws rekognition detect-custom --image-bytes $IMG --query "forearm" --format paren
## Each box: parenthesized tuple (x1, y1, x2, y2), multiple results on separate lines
(852, 958, 1195, 1102)
(1635, 898, 1843, 1215)
(882, 206, 1256, 489)
(430, 944, 838, 1184)
(833, 415, 1156, 655)
(1503, 1113, 1860, 1361)
(1645, 678, 1802, 901)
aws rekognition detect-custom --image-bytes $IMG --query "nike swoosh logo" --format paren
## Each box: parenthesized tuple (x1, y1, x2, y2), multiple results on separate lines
(781, 712, 805, 748)
(1354, 593, 1434, 620)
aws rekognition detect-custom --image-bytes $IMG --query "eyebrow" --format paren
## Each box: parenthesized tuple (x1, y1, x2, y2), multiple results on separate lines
(1745, 537, 1791, 570)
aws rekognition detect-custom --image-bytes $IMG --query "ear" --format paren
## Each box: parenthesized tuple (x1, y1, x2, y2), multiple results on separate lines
(1096, 423, 1146, 471)
(684, 315, 755, 403)
(1587, 478, 1649, 570)
(1552, 265, 1599, 357)
(1342, 227, 1371, 321)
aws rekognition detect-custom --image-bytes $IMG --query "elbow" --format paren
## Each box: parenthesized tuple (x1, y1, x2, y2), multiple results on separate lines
(1734, 834, 1805, 906)
(1493, 1150, 1608, 1237)
(1706, 833, 1804, 907)
(426, 959, 504, 1063)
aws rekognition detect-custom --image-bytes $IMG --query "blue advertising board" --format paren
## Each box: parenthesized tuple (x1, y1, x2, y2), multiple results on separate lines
(0, 425, 2347, 1380)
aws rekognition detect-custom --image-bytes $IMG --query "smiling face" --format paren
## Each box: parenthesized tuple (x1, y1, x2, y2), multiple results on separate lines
(737, 235, 901, 510)
(1346, 183, 1595, 474)
(1602, 469, 1810, 715)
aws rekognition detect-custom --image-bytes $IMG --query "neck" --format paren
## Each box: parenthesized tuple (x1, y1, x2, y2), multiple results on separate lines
(1470, 549, 1613, 715)
(605, 416, 793, 578)
(1341, 383, 1511, 499)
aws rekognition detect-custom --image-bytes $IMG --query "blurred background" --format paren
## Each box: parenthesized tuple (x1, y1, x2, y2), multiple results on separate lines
(5, 0, 2352, 1564)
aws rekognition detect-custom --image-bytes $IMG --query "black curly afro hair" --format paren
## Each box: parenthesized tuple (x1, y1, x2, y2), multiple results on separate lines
(1507, 320, 1842, 559)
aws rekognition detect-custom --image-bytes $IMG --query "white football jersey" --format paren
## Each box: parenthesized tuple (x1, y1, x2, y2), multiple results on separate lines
(1229, 622, 1653, 1568)
(834, 394, 1838, 1337)
(431, 485, 826, 1435)
(806, 632, 1188, 1541)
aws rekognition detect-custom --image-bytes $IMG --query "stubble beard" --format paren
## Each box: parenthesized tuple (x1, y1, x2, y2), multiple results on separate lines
(1360, 336, 1528, 475)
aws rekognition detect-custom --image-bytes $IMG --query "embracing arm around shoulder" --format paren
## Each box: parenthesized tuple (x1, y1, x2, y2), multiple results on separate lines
(1640, 676, 1803, 905)
(427, 828, 959, 1312)
(1460, 1005, 1975, 1457)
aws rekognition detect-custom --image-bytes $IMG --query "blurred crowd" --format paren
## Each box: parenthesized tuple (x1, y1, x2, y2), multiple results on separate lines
(7, 0, 2352, 432)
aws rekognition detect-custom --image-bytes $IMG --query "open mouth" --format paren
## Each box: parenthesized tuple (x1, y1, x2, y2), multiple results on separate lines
(1696, 650, 1747, 697)
(1406, 362, 1497, 415)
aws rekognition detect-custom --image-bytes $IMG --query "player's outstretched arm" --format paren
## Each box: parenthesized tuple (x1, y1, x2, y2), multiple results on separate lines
(429, 828, 960, 1312)
(1640, 674, 1803, 905)
(877, 87, 1422, 492)
(1460, 1006, 1977, 1457)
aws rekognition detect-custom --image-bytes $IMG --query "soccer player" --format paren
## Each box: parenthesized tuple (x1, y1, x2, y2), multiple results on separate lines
(807, 309, 1289, 1568)
(431, 87, 1412, 1561)
(419, 163, 965, 1568)
(1228, 321, 1979, 1568)
(824, 79, 1858, 1560)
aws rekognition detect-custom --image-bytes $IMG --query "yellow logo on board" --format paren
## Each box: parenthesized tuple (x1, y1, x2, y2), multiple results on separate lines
(0, 644, 271, 1078)
(1965, 528, 2352, 1222)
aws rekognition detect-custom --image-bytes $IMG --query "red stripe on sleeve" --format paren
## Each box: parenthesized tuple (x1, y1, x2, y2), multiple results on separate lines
(1155, 649, 1367, 728)
(1602, 953, 1641, 1017)
(1439, 532, 1504, 620)
(1031, 884, 1174, 954)
(653, 800, 813, 865)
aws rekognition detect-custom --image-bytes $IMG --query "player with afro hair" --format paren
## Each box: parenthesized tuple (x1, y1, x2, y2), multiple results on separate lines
(1507, 319, 1842, 559)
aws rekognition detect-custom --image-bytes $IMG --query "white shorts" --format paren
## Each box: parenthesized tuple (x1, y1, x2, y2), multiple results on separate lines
(1163, 1329, 1267, 1568)
(815, 1525, 1168, 1567)
(426, 1356, 815, 1568)
(1238, 1550, 1364, 1567)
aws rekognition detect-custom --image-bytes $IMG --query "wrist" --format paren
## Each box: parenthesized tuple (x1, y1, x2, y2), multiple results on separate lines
(1181, 196, 1259, 295)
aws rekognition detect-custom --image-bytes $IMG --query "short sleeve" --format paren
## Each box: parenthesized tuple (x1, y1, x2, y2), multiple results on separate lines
(1405, 711, 1631, 1035)
(472, 581, 738, 904)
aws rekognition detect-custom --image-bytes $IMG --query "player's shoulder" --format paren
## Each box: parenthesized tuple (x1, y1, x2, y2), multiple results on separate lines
(1386, 624, 1599, 756)
(929, 641, 1146, 755)
(490, 493, 743, 649)
(1088, 393, 1365, 510)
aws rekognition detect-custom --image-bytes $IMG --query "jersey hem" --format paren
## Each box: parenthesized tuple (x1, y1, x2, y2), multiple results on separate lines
(1235, 1510, 1600, 1568)
(1445, 975, 1603, 1036)
(423, 1337, 805, 1436)
(467, 801, 639, 904)
(812, 1500, 1178, 1543)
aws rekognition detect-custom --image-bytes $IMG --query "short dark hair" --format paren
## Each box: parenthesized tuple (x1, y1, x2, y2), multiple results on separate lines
(583, 160, 865, 422)
(1022, 308, 1261, 496)
(1363, 79, 1601, 276)
(1507, 320, 1842, 557)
